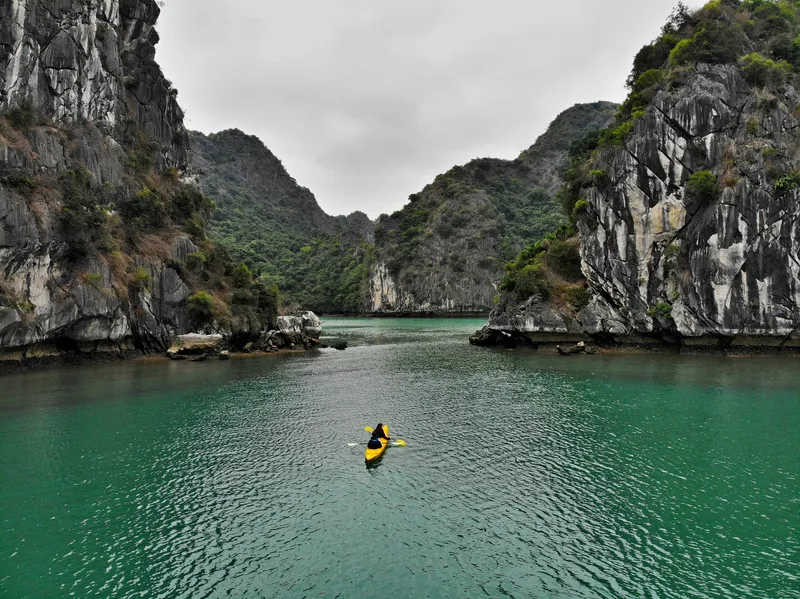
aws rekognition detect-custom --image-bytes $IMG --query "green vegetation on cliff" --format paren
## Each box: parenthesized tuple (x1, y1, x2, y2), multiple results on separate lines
(594, 0, 800, 156)
(497, 0, 800, 332)
(286, 235, 375, 314)
(375, 158, 564, 273)
(0, 113, 280, 336)
(372, 102, 617, 312)
(190, 130, 374, 313)
(193, 104, 617, 315)
(189, 130, 340, 277)
(498, 224, 589, 312)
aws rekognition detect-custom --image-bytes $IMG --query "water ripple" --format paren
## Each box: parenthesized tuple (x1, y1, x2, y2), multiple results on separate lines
(1, 318, 799, 598)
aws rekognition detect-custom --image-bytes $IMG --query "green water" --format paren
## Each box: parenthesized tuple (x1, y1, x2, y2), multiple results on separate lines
(1, 318, 799, 599)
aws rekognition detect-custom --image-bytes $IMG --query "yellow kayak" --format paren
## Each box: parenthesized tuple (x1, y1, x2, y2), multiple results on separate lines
(365, 425, 389, 464)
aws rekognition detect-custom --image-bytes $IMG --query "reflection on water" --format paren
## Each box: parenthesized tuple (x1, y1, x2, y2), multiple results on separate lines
(1, 318, 798, 599)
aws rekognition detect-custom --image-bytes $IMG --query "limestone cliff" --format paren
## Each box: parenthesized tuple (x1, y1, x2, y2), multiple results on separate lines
(579, 63, 800, 347)
(1, 0, 188, 167)
(0, 0, 275, 370)
(370, 102, 617, 315)
(477, 2, 800, 352)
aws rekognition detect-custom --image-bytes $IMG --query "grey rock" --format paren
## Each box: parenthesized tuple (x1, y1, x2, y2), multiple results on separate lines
(0, 187, 39, 249)
(166, 333, 224, 357)
(0, 0, 187, 168)
(277, 312, 322, 339)
(254, 311, 322, 351)
(0, 0, 197, 366)
(487, 63, 800, 351)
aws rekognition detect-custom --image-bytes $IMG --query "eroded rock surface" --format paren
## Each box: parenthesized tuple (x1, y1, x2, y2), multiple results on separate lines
(252, 312, 322, 352)
(0, 0, 188, 168)
(0, 1, 276, 370)
(482, 64, 800, 352)
(167, 333, 224, 358)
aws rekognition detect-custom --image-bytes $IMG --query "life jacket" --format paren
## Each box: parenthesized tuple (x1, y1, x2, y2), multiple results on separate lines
(367, 437, 382, 449)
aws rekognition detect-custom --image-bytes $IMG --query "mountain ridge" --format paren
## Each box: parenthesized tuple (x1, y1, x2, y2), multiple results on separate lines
(368, 101, 618, 314)
(191, 103, 617, 315)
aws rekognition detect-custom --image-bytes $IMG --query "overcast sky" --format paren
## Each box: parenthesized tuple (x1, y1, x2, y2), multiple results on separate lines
(156, 0, 686, 218)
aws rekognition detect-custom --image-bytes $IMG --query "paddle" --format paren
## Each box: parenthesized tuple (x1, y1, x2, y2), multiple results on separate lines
(352, 427, 406, 447)
(347, 440, 406, 447)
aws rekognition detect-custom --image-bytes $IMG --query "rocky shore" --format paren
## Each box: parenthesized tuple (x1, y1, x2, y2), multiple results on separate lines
(469, 322, 800, 357)
(0, 312, 323, 374)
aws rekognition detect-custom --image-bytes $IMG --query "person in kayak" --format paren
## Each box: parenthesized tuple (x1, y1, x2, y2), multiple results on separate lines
(366, 423, 390, 449)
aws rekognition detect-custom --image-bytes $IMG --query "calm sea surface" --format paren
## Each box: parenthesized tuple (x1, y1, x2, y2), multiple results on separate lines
(1, 318, 799, 599)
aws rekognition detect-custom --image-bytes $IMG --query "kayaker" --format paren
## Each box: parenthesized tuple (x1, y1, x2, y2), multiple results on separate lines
(367, 423, 390, 449)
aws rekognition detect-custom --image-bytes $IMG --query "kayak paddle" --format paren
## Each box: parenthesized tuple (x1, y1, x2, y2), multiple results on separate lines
(361, 426, 404, 446)
(348, 440, 406, 447)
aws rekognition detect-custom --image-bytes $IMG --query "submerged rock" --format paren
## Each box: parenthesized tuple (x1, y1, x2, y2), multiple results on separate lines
(557, 342, 589, 356)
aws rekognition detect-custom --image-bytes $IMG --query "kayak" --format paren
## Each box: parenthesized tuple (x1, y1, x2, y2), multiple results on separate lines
(364, 425, 389, 464)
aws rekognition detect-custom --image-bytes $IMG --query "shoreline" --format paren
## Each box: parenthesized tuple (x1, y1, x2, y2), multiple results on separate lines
(321, 312, 491, 319)
(508, 343, 800, 358)
(5, 324, 800, 377)
(0, 346, 319, 376)
(470, 328, 800, 357)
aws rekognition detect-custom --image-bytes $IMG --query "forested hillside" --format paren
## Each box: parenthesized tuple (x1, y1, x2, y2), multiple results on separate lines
(368, 102, 617, 314)
(190, 130, 374, 312)
(194, 103, 616, 315)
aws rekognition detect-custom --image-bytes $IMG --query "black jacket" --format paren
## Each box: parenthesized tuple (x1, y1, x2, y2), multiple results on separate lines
(371, 426, 389, 440)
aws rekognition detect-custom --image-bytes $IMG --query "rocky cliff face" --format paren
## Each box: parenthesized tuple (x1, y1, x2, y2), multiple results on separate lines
(581, 62, 800, 346)
(0, 1, 273, 370)
(481, 63, 800, 351)
(369, 102, 617, 315)
(1, 0, 188, 167)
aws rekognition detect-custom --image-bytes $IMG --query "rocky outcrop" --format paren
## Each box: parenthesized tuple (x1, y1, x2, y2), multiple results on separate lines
(371, 102, 617, 316)
(369, 262, 398, 312)
(166, 333, 224, 359)
(0, 195, 214, 366)
(0, 0, 188, 168)
(277, 312, 321, 338)
(368, 261, 491, 314)
(578, 63, 800, 349)
(0, 1, 278, 371)
(250, 312, 322, 352)
(478, 63, 800, 352)
(165, 312, 323, 359)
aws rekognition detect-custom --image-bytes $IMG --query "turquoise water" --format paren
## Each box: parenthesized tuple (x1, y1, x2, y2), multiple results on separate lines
(0, 318, 798, 598)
